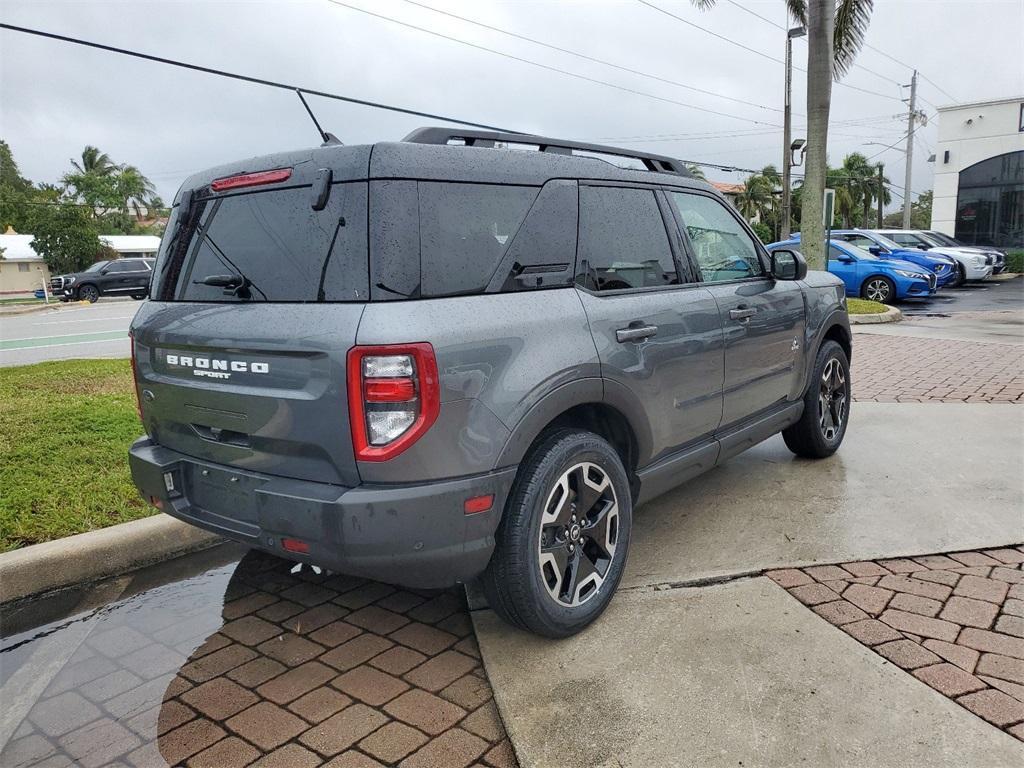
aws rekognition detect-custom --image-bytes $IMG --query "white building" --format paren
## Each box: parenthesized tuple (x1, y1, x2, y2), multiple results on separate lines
(0, 233, 161, 295)
(931, 97, 1023, 249)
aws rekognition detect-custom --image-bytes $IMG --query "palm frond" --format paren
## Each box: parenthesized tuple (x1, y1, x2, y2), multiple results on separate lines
(786, 0, 808, 25)
(833, 0, 873, 77)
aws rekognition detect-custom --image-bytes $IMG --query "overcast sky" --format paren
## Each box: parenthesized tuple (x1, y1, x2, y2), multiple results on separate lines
(2, 0, 1022, 211)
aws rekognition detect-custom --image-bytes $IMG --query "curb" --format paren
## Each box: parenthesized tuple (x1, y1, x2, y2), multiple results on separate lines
(849, 305, 902, 325)
(989, 272, 1022, 282)
(0, 303, 65, 317)
(0, 514, 222, 605)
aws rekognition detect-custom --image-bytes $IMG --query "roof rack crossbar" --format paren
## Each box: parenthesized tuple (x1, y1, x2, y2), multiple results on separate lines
(401, 127, 688, 176)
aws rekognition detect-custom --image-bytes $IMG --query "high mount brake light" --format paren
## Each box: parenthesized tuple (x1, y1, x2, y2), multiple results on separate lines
(210, 168, 292, 192)
(347, 343, 440, 462)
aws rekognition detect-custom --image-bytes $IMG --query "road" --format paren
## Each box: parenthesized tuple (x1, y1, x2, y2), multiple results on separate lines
(0, 300, 138, 367)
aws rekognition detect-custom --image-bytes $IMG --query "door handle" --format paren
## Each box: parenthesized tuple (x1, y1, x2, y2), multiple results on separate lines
(729, 307, 756, 321)
(616, 324, 658, 343)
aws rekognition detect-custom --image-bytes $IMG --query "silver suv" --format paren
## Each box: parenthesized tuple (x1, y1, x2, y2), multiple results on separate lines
(128, 128, 852, 637)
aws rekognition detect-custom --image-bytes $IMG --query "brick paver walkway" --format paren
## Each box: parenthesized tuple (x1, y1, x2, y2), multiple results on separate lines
(768, 546, 1024, 742)
(2, 551, 516, 768)
(852, 333, 1024, 403)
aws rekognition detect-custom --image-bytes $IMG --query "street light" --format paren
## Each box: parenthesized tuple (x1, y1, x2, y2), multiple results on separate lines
(781, 26, 806, 239)
(790, 138, 807, 167)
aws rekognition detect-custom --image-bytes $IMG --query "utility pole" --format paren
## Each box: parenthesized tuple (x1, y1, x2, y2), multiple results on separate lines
(780, 25, 806, 239)
(902, 70, 918, 229)
(877, 163, 884, 228)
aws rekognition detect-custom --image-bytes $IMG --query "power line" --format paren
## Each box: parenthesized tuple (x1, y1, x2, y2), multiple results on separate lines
(397, 0, 786, 114)
(722, 0, 904, 89)
(326, 1, 782, 126)
(635, 0, 904, 103)
(0, 22, 519, 133)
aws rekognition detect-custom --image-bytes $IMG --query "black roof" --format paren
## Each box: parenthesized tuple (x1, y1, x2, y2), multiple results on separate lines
(177, 126, 714, 204)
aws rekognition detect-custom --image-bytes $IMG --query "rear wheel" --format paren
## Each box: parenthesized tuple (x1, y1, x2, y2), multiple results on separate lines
(861, 276, 895, 304)
(482, 429, 632, 638)
(78, 284, 99, 303)
(783, 340, 850, 459)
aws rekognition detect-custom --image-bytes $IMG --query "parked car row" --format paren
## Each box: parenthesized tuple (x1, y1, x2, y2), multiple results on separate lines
(766, 228, 1006, 304)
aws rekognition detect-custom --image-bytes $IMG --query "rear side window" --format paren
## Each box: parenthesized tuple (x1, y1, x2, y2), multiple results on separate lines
(577, 186, 679, 291)
(154, 183, 368, 302)
(418, 183, 536, 297)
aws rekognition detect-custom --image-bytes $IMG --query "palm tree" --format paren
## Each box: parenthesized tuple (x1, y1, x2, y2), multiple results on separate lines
(71, 146, 117, 177)
(116, 165, 159, 220)
(692, 1, 874, 268)
(684, 163, 707, 180)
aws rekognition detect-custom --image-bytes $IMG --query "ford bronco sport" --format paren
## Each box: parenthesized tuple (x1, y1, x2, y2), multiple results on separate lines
(129, 128, 851, 637)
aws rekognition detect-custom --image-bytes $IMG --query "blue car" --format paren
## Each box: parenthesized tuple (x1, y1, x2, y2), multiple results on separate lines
(767, 238, 936, 304)
(827, 230, 958, 288)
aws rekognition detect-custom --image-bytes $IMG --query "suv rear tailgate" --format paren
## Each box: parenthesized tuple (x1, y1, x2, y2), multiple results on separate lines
(133, 302, 363, 487)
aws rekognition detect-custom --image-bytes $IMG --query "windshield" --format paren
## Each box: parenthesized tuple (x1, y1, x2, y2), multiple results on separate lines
(842, 243, 878, 261)
(868, 233, 903, 250)
(85, 261, 109, 273)
(923, 231, 960, 247)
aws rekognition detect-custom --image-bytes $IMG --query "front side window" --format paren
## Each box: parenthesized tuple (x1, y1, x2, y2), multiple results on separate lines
(889, 233, 924, 247)
(838, 234, 880, 251)
(577, 186, 679, 291)
(669, 192, 763, 283)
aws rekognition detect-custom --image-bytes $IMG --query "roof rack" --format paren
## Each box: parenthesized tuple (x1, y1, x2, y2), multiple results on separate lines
(402, 127, 689, 176)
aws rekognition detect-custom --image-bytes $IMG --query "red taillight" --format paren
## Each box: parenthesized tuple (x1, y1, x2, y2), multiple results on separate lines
(282, 538, 310, 554)
(347, 343, 440, 462)
(210, 168, 292, 192)
(129, 330, 142, 423)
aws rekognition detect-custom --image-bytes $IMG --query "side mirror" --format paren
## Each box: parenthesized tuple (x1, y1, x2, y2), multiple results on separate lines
(917, 244, 930, 250)
(770, 249, 807, 281)
(836, 254, 855, 263)
(868, 246, 882, 256)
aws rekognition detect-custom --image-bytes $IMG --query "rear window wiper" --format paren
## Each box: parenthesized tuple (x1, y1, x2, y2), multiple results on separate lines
(195, 273, 255, 299)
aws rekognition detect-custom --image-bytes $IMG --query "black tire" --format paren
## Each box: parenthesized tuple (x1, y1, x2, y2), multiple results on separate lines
(952, 263, 967, 288)
(131, 293, 146, 300)
(78, 284, 100, 303)
(782, 340, 850, 459)
(482, 429, 632, 638)
(860, 275, 896, 304)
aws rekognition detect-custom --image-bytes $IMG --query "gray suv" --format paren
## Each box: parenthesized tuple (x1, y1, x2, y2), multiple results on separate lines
(128, 128, 851, 637)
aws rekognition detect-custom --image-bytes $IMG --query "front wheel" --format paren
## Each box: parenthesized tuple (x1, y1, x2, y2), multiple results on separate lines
(783, 340, 850, 459)
(861, 276, 895, 304)
(78, 284, 100, 303)
(482, 429, 632, 638)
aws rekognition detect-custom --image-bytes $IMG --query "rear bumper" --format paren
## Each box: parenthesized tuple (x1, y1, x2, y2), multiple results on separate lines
(129, 437, 517, 589)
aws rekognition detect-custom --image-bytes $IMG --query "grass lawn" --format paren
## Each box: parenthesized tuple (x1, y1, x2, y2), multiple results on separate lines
(0, 297, 45, 305)
(0, 359, 154, 552)
(1006, 250, 1023, 274)
(846, 298, 888, 315)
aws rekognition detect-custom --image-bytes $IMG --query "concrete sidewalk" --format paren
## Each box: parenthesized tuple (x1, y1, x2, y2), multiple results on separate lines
(624, 403, 1023, 589)
(475, 577, 1023, 767)
(475, 401, 1024, 766)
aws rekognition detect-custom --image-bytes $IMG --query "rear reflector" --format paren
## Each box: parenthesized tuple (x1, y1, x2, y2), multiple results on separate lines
(282, 538, 310, 554)
(464, 495, 494, 515)
(364, 377, 416, 402)
(211, 168, 292, 192)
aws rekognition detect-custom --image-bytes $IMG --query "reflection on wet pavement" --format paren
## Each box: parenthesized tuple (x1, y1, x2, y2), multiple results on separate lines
(1, 545, 515, 768)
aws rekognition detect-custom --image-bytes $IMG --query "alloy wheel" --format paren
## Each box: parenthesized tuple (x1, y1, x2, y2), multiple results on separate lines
(865, 279, 890, 302)
(818, 358, 847, 442)
(80, 285, 99, 303)
(537, 462, 619, 607)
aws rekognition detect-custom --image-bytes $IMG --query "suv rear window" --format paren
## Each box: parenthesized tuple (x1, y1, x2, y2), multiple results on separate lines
(153, 183, 368, 302)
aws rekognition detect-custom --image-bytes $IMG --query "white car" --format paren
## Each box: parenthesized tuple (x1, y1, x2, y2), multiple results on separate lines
(877, 230, 997, 282)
